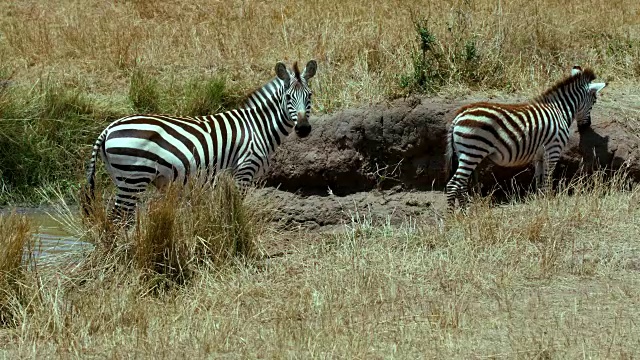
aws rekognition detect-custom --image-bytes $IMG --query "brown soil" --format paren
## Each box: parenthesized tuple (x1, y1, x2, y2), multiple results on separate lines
(256, 187, 445, 233)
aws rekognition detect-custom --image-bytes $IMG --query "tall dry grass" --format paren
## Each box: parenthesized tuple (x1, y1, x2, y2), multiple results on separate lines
(75, 172, 269, 287)
(0, 212, 34, 326)
(0, 172, 639, 357)
(0, 0, 638, 111)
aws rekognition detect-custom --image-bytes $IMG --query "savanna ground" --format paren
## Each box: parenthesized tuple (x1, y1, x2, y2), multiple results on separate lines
(0, 0, 640, 358)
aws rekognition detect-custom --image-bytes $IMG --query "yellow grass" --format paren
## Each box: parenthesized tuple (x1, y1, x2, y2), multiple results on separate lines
(72, 172, 269, 286)
(0, 174, 639, 357)
(0, 212, 34, 327)
(0, 0, 638, 113)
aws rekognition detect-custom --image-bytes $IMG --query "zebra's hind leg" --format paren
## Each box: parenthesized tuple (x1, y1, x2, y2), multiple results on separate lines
(232, 165, 255, 199)
(447, 172, 473, 212)
(457, 180, 471, 212)
(445, 183, 457, 213)
(541, 153, 560, 195)
(109, 185, 146, 227)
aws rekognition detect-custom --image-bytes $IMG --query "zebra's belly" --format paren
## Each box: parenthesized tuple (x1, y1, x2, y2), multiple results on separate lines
(488, 153, 536, 168)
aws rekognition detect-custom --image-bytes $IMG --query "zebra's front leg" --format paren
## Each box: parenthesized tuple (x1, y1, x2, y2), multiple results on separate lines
(232, 160, 259, 198)
(233, 174, 253, 199)
(539, 151, 559, 195)
(534, 158, 544, 193)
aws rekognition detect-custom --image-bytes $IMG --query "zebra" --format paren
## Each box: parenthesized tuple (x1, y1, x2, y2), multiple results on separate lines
(445, 65, 607, 212)
(83, 60, 317, 222)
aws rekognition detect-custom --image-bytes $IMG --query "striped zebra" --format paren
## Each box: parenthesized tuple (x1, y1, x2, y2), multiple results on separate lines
(83, 60, 317, 222)
(445, 66, 607, 212)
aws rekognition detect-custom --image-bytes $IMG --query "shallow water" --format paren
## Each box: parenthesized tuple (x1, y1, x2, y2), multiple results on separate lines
(2, 207, 94, 261)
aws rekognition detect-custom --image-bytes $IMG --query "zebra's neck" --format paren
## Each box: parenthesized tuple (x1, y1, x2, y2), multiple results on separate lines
(534, 76, 590, 127)
(242, 78, 295, 145)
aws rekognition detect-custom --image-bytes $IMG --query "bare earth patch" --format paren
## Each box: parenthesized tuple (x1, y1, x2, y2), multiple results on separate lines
(257, 187, 445, 232)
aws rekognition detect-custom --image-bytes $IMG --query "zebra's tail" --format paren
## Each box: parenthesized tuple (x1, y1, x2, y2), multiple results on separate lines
(81, 129, 108, 218)
(444, 123, 457, 182)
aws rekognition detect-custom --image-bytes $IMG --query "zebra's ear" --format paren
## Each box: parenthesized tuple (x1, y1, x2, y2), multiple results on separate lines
(571, 65, 582, 76)
(275, 62, 290, 82)
(589, 82, 607, 93)
(303, 60, 317, 80)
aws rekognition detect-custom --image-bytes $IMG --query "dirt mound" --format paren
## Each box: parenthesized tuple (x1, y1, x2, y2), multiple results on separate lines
(257, 187, 444, 232)
(264, 96, 640, 196)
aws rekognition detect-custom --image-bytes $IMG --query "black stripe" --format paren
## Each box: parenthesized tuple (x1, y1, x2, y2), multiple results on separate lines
(217, 114, 230, 169)
(459, 158, 481, 166)
(114, 119, 199, 172)
(457, 151, 485, 159)
(107, 147, 175, 172)
(110, 163, 178, 180)
(454, 131, 495, 149)
(111, 163, 159, 174)
(117, 187, 147, 194)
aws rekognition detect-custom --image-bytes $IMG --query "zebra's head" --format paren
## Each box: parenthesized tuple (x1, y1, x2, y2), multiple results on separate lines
(275, 60, 317, 138)
(571, 66, 607, 128)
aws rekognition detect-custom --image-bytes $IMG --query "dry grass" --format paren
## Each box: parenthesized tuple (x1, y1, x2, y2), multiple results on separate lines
(73, 172, 269, 287)
(1, 0, 638, 200)
(0, 212, 34, 327)
(0, 0, 638, 113)
(0, 173, 638, 357)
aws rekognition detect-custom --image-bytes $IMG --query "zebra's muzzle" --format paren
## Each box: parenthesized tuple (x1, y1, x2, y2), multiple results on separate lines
(295, 123, 311, 138)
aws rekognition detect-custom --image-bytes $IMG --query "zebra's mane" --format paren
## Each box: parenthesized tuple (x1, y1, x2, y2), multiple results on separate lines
(240, 63, 304, 109)
(292, 61, 301, 81)
(240, 77, 284, 109)
(535, 68, 597, 103)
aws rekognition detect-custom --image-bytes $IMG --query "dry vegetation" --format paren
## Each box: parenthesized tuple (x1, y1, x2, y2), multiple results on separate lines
(1, 0, 639, 110)
(1, 0, 640, 357)
(0, 173, 639, 358)
(0, 0, 639, 200)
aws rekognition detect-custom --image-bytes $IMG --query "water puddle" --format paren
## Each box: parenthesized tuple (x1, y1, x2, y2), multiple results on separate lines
(2, 207, 94, 262)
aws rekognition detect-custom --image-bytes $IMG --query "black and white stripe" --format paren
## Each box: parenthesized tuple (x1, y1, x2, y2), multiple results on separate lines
(445, 66, 607, 212)
(83, 60, 317, 221)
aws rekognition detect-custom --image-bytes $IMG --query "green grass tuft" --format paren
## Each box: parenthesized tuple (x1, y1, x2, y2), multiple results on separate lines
(182, 75, 239, 116)
(129, 66, 161, 114)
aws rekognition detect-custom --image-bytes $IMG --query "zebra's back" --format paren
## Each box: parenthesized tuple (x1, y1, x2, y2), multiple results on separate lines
(102, 113, 254, 184)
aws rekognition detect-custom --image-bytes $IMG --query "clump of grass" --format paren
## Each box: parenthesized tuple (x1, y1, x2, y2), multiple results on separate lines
(0, 212, 34, 326)
(79, 172, 267, 287)
(181, 75, 239, 116)
(129, 66, 161, 114)
(400, 17, 506, 94)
